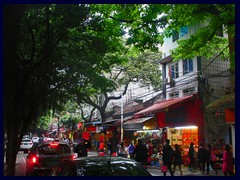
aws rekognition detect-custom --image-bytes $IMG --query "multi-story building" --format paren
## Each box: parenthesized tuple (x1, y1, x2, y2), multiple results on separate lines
(132, 23, 234, 163)
(158, 24, 234, 154)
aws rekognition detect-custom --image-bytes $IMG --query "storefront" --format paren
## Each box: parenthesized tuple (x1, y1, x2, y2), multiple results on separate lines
(205, 93, 235, 158)
(134, 94, 204, 166)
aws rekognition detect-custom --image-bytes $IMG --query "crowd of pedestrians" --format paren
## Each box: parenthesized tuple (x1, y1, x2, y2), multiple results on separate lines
(72, 135, 234, 176)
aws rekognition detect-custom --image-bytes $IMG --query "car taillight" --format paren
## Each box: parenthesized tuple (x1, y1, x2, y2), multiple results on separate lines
(50, 143, 58, 147)
(32, 156, 38, 163)
(71, 154, 76, 159)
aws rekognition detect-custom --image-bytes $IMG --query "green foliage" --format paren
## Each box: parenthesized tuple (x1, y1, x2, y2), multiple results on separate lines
(164, 4, 235, 71)
(37, 110, 54, 129)
(170, 29, 229, 61)
(124, 50, 162, 90)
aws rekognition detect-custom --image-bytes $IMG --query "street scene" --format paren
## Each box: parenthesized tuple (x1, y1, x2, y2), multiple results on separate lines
(4, 151, 225, 176)
(4, 4, 235, 176)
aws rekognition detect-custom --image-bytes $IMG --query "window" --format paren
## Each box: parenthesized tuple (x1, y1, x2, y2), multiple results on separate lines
(168, 63, 179, 79)
(183, 59, 193, 75)
(183, 88, 195, 95)
(38, 144, 71, 155)
(180, 26, 188, 37)
(172, 26, 189, 42)
(172, 30, 179, 42)
(169, 92, 179, 98)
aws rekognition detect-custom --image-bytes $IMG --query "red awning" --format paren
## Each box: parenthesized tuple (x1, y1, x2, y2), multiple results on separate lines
(134, 95, 194, 118)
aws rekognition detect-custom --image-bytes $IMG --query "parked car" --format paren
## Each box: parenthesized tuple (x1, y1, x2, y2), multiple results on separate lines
(32, 137, 40, 143)
(49, 156, 152, 176)
(20, 138, 33, 153)
(26, 141, 75, 176)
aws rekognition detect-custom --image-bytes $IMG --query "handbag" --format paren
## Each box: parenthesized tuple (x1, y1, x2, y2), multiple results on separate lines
(161, 165, 168, 172)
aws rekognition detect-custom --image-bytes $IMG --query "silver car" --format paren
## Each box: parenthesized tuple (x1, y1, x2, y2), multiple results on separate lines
(20, 138, 33, 153)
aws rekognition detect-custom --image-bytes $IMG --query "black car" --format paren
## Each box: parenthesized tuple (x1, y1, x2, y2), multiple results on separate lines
(26, 141, 75, 176)
(49, 156, 152, 176)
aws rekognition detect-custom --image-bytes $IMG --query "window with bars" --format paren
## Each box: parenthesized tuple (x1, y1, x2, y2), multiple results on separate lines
(169, 92, 179, 98)
(183, 87, 195, 96)
(168, 63, 179, 79)
(183, 59, 193, 75)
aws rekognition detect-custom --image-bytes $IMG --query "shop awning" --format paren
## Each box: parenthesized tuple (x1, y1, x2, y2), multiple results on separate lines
(123, 116, 153, 124)
(112, 116, 133, 127)
(205, 94, 235, 111)
(123, 116, 154, 130)
(134, 95, 194, 118)
(101, 119, 118, 126)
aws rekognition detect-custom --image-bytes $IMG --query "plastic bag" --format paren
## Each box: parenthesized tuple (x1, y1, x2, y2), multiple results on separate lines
(161, 165, 168, 172)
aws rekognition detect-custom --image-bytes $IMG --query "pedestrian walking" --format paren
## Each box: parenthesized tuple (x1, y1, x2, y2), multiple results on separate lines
(172, 144, 183, 176)
(188, 142, 195, 170)
(74, 139, 88, 157)
(206, 143, 218, 175)
(133, 139, 148, 168)
(162, 139, 174, 176)
(118, 142, 128, 157)
(107, 140, 113, 154)
(128, 141, 135, 159)
(197, 142, 207, 174)
(222, 144, 235, 176)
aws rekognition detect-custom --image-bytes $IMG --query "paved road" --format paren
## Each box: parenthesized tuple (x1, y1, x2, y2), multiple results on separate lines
(4, 151, 224, 176)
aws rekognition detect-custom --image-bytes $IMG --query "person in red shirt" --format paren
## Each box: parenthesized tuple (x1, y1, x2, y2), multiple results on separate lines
(98, 140, 105, 153)
(222, 144, 235, 176)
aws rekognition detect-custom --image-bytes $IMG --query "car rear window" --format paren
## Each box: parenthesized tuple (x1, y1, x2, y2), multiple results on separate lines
(76, 161, 150, 176)
(22, 139, 32, 142)
(38, 144, 71, 155)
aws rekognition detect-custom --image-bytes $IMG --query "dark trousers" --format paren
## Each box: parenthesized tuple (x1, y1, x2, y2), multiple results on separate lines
(224, 172, 235, 176)
(189, 156, 195, 169)
(207, 161, 216, 174)
(198, 161, 206, 174)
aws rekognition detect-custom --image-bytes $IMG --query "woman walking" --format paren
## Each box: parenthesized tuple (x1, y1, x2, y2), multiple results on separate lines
(222, 144, 235, 176)
(188, 142, 195, 170)
(162, 139, 174, 176)
(172, 144, 183, 176)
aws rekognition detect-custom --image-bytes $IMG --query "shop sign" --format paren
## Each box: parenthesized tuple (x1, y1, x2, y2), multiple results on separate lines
(224, 109, 235, 124)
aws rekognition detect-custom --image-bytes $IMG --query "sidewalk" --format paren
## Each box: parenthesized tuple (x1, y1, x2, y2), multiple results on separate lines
(147, 165, 224, 176)
(4, 152, 26, 176)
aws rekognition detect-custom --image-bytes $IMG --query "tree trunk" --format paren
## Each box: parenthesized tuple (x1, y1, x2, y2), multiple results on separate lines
(3, 5, 27, 176)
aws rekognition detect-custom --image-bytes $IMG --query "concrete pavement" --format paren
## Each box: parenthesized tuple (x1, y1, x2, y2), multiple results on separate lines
(147, 166, 224, 176)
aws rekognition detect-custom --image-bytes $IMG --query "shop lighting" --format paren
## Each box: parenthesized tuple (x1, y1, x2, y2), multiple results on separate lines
(137, 130, 160, 133)
(175, 126, 197, 129)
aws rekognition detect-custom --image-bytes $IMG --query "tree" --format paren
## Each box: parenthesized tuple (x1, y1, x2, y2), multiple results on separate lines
(100, 4, 234, 73)
(164, 4, 235, 74)
(3, 4, 125, 175)
(75, 50, 162, 122)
